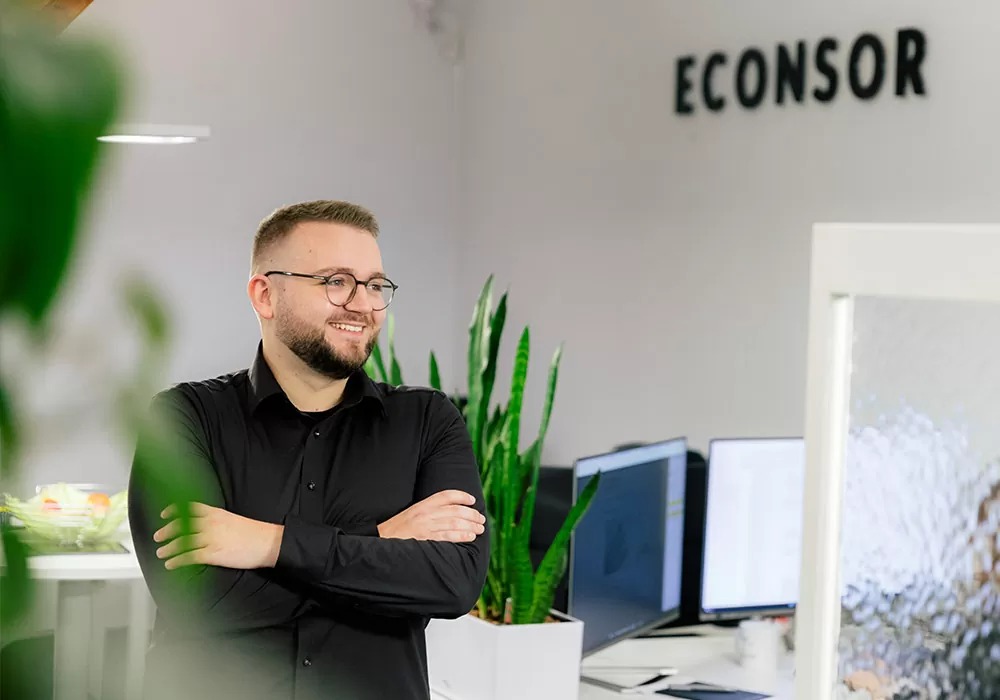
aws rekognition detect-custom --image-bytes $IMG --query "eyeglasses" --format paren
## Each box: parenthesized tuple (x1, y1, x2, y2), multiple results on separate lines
(264, 270, 398, 311)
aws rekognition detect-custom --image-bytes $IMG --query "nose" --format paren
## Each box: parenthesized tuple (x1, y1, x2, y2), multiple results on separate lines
(344, 285, 374, 314)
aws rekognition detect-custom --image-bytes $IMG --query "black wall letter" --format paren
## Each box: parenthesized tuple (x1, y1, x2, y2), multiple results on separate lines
(676, 56, 696, 114)
(702, 52, 727, 112)
(736, 48, 767, 109)
(813, 37, 839, 103)
(776, 42, 806, 104)
(896, 28, 927, 96)
(849, 34, 886, 100)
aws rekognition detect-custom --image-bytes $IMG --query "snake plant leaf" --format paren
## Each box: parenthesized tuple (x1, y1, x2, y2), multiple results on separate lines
(510, 522, 535, 624)
(499, 327, 529, 605)
(529, 470, 601, 624)
(387, 314, 403, 385)
(369, 342, 388, 383)
(0, 13, 121, 329)
(484, 405, 505, 475)
(0, 525, 32, 635)
(466, 276, 493, 467)
(428, 351, 442, 391)
(516, 344, 562, 539)
(363, 355, 378, 381)
(477, 290, 506, 455)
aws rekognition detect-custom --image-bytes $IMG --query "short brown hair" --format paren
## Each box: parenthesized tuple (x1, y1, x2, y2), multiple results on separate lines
(251, 200, 379, 271)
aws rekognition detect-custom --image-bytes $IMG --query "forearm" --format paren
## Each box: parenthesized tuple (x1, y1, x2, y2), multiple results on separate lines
(128, 388, 309, 634)
(129, 480, 310, 635)
(273, 514, 488, 618)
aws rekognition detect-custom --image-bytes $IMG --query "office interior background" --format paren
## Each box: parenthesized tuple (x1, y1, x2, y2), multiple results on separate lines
(4, 0, 1000, 699)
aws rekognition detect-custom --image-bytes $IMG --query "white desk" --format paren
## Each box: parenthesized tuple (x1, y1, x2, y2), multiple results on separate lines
(433, 626, 795, 700)
(20, 535, 154, 700)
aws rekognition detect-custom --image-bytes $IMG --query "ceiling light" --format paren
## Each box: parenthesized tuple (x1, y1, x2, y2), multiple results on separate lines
(98, 124, 210, 145)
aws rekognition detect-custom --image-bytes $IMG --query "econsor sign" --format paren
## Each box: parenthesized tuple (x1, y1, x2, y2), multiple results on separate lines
(675, 28, 927, 114)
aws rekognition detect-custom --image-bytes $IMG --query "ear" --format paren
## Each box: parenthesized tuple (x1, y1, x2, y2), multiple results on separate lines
(248, 274, 276, 320)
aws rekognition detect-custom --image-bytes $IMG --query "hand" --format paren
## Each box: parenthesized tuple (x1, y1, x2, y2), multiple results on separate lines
(377, 490, 486, 543)
(154, 503, 284, 571)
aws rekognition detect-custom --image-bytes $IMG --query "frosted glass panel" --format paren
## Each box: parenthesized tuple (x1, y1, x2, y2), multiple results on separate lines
(836, 297, 1000, 700)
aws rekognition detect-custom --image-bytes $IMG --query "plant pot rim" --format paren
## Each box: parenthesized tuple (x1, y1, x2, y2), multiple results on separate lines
(461, 608, 581, 627)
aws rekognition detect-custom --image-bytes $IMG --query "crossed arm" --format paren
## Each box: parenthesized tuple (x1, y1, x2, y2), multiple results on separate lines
(128, 389, 489, 634)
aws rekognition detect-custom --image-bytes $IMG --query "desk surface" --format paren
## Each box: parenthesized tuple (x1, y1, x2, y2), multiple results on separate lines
(432, 625, 795, 700)
(24, 536, 142, 581)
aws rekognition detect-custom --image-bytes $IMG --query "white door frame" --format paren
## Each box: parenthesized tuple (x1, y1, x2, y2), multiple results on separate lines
(795, 222, 1000, 699)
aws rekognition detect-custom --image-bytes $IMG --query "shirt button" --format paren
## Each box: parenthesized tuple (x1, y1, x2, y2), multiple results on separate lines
(303, 657, 312, 667)
(313, 430, 320, 437)
(307, 481, 316, 491)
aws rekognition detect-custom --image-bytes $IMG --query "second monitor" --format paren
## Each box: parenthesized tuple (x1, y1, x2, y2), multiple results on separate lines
(700, 437, 805, 622)
(569, 438, 688, 656)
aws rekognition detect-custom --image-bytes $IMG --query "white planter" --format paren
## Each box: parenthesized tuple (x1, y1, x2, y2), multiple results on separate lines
(426, 610, 584, 700)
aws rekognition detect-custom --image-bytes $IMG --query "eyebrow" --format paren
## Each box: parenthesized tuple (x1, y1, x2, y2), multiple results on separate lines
(314, 266, 388, 280)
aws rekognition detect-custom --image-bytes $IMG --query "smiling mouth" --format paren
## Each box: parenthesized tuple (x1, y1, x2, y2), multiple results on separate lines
(330, 322, 364, 334)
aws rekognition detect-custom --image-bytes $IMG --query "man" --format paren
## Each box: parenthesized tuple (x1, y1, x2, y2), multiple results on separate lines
(128, 200, 489, 700)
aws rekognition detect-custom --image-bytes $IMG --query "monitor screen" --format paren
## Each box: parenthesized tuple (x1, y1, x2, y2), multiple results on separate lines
(700, 437, 805, 620)
(569, 438, 687, 656)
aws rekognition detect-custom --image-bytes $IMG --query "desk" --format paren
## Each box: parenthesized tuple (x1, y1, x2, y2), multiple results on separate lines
(432, 626, 795, 700)
(23, 536, 154, 700)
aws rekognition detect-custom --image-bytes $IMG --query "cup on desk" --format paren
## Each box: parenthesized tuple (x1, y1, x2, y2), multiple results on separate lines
(734, 618, 782, 686)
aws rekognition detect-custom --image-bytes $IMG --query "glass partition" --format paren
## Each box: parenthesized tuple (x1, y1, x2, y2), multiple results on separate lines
(836, 296, 1000, 700)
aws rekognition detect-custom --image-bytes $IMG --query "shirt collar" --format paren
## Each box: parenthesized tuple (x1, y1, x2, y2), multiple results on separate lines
(248, 342, 387, 417)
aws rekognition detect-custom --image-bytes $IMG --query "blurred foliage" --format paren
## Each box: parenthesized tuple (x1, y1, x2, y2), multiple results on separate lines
(0, 0, 199, 655)
(0, 0, 123, 635)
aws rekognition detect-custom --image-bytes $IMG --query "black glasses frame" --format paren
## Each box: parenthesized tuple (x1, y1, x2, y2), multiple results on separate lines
(264, 270, 398, 311)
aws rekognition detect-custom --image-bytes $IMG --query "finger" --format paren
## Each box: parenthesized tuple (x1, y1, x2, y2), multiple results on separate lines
(153, 516, 207, 543)
(432, 516, 485, 535)
(164, 548, 208, 570)
(160, 502, 215, 519)
(425, 490, 477, 507)
(432, 530, 479, 543)
(153, 519, 183, 543)
(156, 534, 207, 560)
(435, 505, 486, 524)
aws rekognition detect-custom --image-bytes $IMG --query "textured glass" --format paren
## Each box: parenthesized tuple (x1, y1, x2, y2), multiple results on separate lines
(835, 297, 1000, 700)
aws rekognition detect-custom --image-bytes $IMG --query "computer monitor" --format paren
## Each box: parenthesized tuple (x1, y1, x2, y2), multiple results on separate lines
(568, 438, 688, 656)
(699, 437, 805, 622)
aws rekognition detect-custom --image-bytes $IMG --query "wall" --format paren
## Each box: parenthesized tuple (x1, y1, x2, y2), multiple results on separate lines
(11, 0, 460, 493)
(457, 0, 1000, 465)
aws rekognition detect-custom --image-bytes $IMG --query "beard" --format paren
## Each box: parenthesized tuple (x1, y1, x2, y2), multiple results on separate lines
(275, 307, 377, 381)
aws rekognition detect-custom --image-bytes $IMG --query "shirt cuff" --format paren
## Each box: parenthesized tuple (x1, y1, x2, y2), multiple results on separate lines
(275, 514, 335, 581)
(349, 519, 381, 537)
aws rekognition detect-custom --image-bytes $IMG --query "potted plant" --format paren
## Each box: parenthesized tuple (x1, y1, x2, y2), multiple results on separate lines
(367, 277, 600, 700)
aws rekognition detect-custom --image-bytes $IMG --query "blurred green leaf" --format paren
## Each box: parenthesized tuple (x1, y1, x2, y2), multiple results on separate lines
(124, 277, 170, 347)
(0, 379, 18, 481)
(0, 11, 122, 327)
(0, 525, 33, 635)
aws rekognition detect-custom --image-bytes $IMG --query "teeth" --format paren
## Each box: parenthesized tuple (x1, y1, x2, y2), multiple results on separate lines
(332, 323, 363, 332)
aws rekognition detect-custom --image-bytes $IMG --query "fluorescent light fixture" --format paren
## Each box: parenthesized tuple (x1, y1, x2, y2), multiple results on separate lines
(98, 124, 210, 145)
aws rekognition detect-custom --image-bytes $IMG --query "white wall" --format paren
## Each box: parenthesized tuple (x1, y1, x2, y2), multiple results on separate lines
(457, 0, 1000, 465)
(11, 0, 460, 493)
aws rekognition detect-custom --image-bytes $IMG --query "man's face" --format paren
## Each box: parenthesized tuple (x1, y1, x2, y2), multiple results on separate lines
(267, 222, 387, 380)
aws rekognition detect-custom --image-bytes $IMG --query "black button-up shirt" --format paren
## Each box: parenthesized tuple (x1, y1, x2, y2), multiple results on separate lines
(128, 345, 489, 700)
